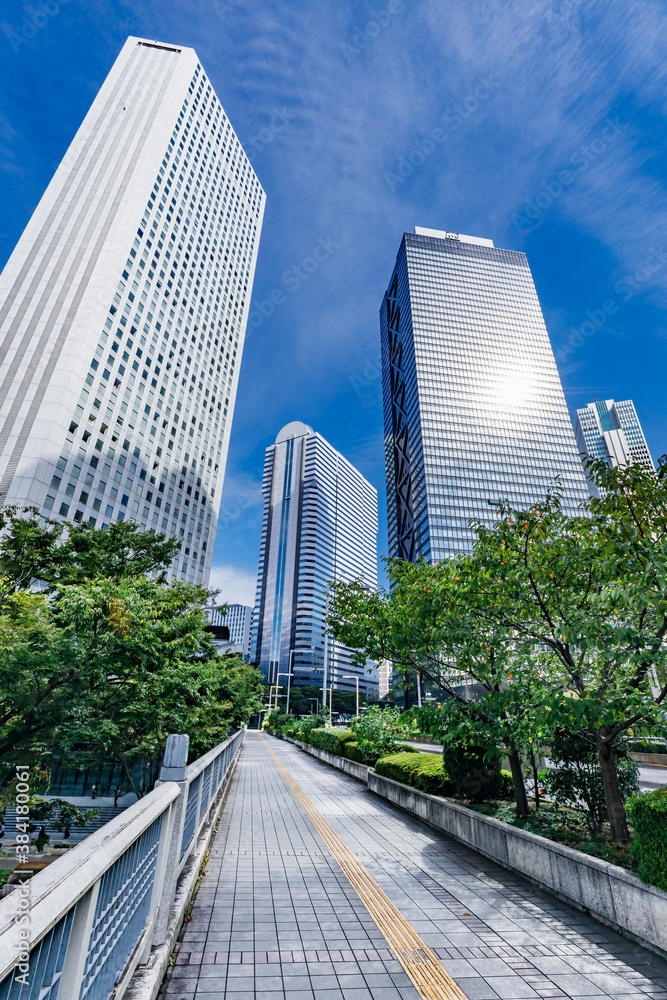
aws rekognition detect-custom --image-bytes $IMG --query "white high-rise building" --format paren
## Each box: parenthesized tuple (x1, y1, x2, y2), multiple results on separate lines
(252, 422, 379, 699)
(574, 399, 654, 495)
(0, 37, 265, 586)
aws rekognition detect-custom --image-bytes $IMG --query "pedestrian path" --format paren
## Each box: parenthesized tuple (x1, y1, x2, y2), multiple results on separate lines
(161, 733, 667, 1000)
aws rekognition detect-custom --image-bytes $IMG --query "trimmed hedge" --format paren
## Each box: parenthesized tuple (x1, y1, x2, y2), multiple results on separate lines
(625, 738, 666, 754)
(343, 740, 364, 763)
(308, 727, 354, 756)
(412, 754, 455, 795)
(375, 751, 455, 796)
(374, 752, 424, 784)
(337, 730, 358, 746)
(627, 788, 667, 891)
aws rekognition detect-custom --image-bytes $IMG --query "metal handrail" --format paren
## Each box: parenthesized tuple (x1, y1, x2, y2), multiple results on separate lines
(0, 729, 245, 1000)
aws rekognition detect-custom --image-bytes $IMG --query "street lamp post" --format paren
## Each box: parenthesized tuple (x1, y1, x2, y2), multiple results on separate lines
(287, 651, 296, 715)
(310, 664, 325, 719)
(322, 634, 329, 725)
(275, 673, 291, 712)
(268, 684, 282, 712)
(342, 675, 360, 718)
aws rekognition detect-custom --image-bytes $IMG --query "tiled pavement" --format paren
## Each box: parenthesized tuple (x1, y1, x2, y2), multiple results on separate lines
(160, 733, 667, 1000)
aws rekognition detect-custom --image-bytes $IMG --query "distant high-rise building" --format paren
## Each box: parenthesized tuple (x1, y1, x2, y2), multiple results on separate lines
(380, 227, 589, 562)
(378, 660, 393, 700)
(206, 603, 253, 659)
(252, 422, 379, 699)
(0, 37, 265, 587)
(574, 399, 654, 495)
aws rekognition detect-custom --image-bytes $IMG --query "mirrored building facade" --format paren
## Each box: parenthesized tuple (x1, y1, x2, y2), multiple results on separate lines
(252, 422, 379, 699)
(380, 227, 589, 562)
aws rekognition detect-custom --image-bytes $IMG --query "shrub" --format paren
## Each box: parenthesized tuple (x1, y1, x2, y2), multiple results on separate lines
(308, 728, 353, 756)
(397, 743, 420, 753)
(441, 741, 502, 802)
(412, 754, 455, 796)
(375, 752, 454, 796)
(624, 738, 666, 754)
(627, 789, 667, 891)
(293, 713, 328, 743)
(350, 706, 413, 764)
(337, 730, 357, 747)
(495, 801, 588, 839)
(344, 741, 364, 762)
(374, 752, 424, 784)
(263, 708, 291, 733)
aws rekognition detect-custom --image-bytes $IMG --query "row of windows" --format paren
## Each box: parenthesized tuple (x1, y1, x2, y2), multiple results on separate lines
(46, 65, 263, 579)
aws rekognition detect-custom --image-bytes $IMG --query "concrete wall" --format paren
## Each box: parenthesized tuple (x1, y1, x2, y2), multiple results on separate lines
(631, 752, 667, 765)
(368, 770, 667, 960)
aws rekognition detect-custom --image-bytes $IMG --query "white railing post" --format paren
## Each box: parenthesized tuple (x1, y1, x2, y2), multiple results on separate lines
(53, 882, 100, 1000)
(152, 734, 189, 947)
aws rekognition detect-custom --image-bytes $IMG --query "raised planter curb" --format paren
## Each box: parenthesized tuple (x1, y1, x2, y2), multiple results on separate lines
(368, 770, 667, 959)
(275, 732, 667, 961)
(274, 734, 371, 782)
(631, 752, 667, 766)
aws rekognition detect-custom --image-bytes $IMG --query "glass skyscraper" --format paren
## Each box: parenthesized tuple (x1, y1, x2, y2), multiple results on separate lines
(0, 37, 265, 586)
(574, 399, 654, 495)
(380, 227, 589, 562)
(252, 422, 379, 698)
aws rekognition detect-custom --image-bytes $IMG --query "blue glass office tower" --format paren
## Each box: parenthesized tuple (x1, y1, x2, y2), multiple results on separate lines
(381, 227, 589, 562)
(252, 422, 379, 697)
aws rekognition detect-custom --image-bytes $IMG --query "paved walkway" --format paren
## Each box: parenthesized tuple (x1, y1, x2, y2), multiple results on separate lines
(161, 733, 667, 1000)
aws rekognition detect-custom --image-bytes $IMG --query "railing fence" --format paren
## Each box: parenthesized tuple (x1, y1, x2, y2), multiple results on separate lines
(0, 729, 244, 1000)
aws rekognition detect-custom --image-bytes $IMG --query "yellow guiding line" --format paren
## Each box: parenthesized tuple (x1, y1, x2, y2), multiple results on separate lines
(258, 734, 469, 1000)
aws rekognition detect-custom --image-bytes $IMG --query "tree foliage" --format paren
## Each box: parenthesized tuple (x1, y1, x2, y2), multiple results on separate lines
(0, 510, 264, 794)
(328, 457, 667, 843)
(0, 507, 180, 593)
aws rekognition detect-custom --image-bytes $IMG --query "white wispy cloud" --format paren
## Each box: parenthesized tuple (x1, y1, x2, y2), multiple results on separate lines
(208, 564, 257, 607)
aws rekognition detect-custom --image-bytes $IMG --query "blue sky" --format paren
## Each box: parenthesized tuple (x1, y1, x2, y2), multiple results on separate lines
(1, 1, 666, 604)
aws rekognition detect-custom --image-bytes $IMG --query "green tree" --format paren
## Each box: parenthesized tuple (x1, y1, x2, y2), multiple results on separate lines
(330, 457, 667, 841)
(328, 558, 551, 815)
(469, 459, 667, 843)
(0, 511, 263, 795)
(0, 507, 180, 591)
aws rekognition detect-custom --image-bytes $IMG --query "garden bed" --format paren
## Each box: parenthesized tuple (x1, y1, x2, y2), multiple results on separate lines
(466, 801, 635, 872)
